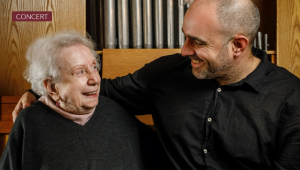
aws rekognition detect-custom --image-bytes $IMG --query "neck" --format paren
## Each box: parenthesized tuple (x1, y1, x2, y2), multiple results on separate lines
(216, 53, 261, 86)
(39, 95, 95, 125)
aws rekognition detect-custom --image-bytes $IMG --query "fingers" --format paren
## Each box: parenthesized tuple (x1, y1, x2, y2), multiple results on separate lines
(22, 102, 31, 109)
(12, 91, 37, 122)
(12, 101, 23, 122)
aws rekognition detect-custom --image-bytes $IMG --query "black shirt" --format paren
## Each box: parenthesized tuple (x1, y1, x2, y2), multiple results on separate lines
(101, 48, 300, 170)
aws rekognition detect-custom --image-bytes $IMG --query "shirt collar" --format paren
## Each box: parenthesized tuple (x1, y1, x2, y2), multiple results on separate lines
(231, 47, 277, 92)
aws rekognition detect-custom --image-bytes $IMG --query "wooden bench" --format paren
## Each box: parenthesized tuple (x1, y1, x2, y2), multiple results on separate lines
(0, 96, 20, 133)
(0, 96, 20, 154)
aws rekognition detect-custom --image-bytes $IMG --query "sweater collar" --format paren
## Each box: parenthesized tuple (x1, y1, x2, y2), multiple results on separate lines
(39, 95, 95, 126)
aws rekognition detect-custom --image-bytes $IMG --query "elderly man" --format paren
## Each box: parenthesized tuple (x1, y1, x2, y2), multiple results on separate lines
(13, 0, 300, 169)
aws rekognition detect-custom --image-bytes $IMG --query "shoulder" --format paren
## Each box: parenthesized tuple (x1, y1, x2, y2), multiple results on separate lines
(15, 101, 52, 124)
(10, 101, 51, 140)
(97, 95, 128, 113)
(267, 64, 300, 89)
(96, 95, 139, 123)
(19, 101, 48, 115)
(266, 66, 300, 117)
(252, 47, 300, 87)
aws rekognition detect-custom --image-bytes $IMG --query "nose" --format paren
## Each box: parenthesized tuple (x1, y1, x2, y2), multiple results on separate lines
(87, 71, 100, 86)
(181, 39, 195, 57)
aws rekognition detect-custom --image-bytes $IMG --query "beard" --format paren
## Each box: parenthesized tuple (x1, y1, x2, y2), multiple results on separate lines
(192, 44, 236, 80)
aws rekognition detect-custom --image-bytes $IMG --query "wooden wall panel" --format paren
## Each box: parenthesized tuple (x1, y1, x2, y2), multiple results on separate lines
(0, 0, 86, 96)
(102, 49, 182, 79)
(277, 0, 300, 78)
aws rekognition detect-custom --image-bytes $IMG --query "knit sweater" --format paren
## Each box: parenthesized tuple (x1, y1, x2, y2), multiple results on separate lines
(0, 95, 163, 170)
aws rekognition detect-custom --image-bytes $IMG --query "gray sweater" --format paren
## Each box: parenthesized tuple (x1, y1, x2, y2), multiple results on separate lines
(0, 95, 163, 170)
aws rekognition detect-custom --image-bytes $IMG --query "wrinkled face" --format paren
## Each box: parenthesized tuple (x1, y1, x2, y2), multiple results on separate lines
(56, 44, 100, 114)
(181, 1, 236, 80)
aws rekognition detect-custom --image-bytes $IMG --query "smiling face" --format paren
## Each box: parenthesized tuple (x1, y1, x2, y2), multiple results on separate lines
(190, 43, 236, 80)
(181, 1, 236, 81)
(53, 44, 100, 114)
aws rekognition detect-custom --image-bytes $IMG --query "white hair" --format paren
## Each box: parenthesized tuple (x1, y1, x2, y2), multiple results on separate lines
(24, 31, 100, 96)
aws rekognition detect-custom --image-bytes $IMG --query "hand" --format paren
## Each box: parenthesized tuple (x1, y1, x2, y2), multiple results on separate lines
(12, 91, 37, 122)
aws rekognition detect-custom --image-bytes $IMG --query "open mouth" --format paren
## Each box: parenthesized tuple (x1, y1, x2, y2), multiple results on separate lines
(189, 56, 204, 64)
(192, 59, 203, 64)
(190, 56, 204, 64)
(82, 91, 97, 96)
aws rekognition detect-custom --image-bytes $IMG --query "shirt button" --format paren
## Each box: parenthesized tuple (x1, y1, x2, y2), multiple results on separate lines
(217, 88, 221, 92)
(208, 118, 212, 122)
(203, 149, 208, 154)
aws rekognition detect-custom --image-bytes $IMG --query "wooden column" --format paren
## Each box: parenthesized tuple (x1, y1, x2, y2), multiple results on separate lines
(277, 0, 300, 78)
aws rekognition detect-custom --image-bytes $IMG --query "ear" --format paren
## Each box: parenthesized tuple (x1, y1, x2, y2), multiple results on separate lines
(231, 35, 249, 58)
(43, 78, 59, 101)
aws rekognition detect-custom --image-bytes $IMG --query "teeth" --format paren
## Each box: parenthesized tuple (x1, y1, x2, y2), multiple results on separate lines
(192, 60, 201, 64)
(83, 92, 96, 95)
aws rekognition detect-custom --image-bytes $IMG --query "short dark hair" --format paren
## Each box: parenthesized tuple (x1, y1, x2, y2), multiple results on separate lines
(215, 0, 260, 45)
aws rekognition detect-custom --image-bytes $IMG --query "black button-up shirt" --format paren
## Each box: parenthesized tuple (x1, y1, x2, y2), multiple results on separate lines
(101, 48, 300, 170)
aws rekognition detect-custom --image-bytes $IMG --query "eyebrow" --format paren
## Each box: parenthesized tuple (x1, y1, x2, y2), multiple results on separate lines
(182, 28, 207, 44)
(70, 60, 97, 71)
(69, 65, 85, 73)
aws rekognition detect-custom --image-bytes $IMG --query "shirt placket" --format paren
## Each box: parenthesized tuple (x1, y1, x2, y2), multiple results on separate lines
(203, 87, 221, 169)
